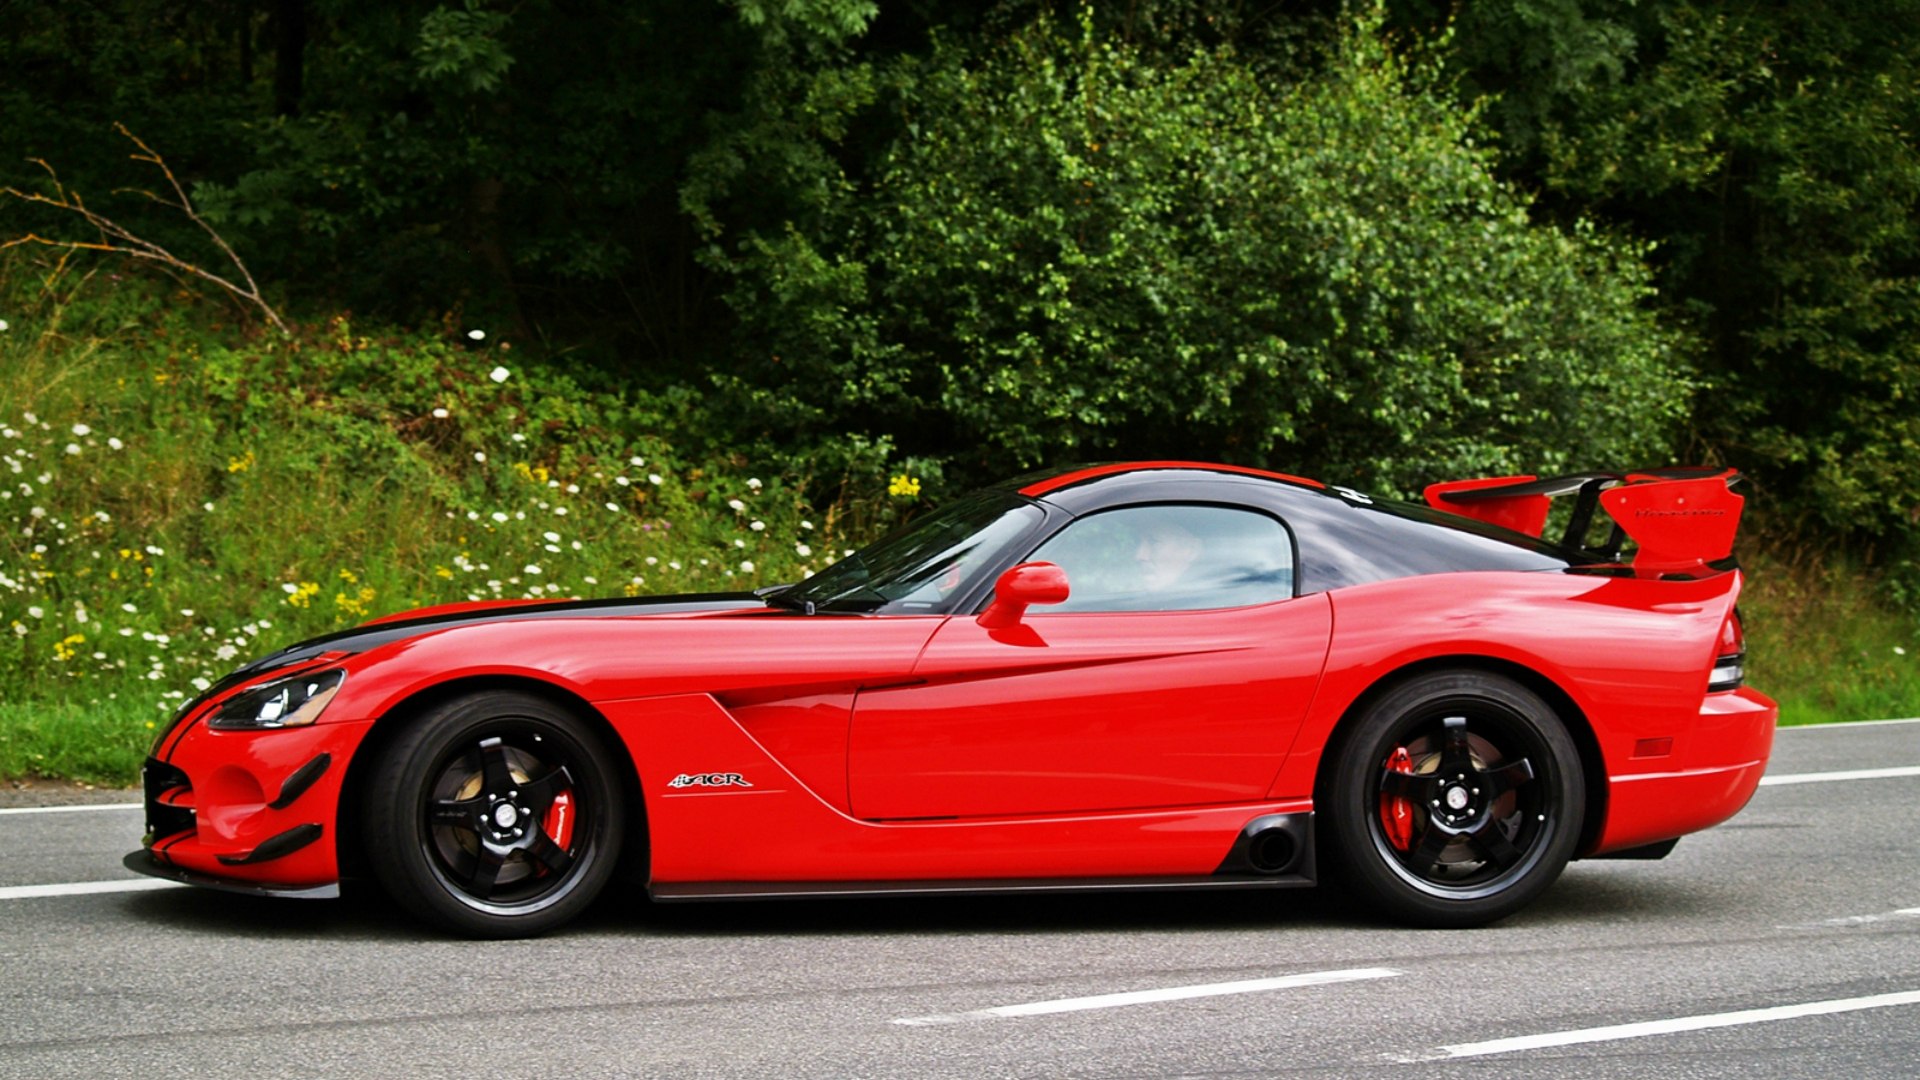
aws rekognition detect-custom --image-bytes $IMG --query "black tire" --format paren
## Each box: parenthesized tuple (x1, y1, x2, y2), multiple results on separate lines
(1322, 670, 1584, 928)
(361, 691, 625, 938)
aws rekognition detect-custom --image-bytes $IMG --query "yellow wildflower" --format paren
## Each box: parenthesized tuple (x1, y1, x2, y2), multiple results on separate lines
(888, 473, 922, 498)
(53, 633, 86, 662)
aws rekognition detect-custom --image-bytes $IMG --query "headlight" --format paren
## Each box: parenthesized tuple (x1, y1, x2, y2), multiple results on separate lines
(208, 669, 347, 730)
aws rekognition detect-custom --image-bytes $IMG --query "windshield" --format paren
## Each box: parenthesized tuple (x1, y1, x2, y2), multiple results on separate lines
(780, 491, 1046, 614)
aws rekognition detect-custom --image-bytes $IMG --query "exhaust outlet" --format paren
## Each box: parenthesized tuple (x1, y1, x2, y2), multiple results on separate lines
(1246, 827, 1297, 874)
(1214, 813, 1313, 880)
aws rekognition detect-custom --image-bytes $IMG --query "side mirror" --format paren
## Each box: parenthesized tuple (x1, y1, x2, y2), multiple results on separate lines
(977, 561, 1070, 629)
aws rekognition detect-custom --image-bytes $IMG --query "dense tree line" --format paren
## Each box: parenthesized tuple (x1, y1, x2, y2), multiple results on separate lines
(3, 1, 1916, 577)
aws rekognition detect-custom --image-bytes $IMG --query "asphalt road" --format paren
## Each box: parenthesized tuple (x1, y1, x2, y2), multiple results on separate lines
(2, 720, 1916, 1079)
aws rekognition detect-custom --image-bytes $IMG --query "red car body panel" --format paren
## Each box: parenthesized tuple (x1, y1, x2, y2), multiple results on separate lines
(849, 594, 1333, 819)
(130, 462, 1777, 917)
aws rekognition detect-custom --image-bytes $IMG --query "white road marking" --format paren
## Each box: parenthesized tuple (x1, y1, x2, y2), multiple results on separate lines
(1781, 906, 1920, 930)
(892, 967, 1400, 1026)
(1422, 989, 1920, 1059)
(1780, 716, 1920, 730)
(0, 879, 184, 901)
(1759, 765, 1920, 786)
(0, 802, 141, 816)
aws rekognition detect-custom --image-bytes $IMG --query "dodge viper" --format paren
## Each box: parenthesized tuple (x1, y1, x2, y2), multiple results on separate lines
(126, 462, 1776, 937)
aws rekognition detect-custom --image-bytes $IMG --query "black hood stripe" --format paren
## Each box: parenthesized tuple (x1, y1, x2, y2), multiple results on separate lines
(232, 592, 766, 679)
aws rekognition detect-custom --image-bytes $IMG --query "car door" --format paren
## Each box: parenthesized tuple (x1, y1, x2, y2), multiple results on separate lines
(847, 504, 1333, 820)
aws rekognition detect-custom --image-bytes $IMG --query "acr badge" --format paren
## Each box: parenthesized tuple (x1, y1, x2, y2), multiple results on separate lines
(667, 772, 753, 790)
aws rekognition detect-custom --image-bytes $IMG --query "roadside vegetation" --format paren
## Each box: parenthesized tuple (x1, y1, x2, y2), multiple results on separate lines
(2, 268, 1914, 786)
(0, 269, 909, 783)
(2, 0, 1917, 783)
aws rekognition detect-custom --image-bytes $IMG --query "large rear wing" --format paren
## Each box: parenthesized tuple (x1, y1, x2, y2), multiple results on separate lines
(1423, 468, 1745, 572)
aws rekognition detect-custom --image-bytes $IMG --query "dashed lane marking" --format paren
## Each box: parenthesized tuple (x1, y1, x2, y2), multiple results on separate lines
(1412, 989, 1920, 1060)
(0, 879, 184, 901)
(893, 967, 1400, 1026)
(1759, 765, 1920, 786)
(0, 803, 141, 815)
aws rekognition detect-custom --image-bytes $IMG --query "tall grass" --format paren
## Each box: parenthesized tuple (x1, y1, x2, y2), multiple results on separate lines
(0, 265, 912, 783)
(1, 264, 1913, 785)
(1740, 548, 1920, 727)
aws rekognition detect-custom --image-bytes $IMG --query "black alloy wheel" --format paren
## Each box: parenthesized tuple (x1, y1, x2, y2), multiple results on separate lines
(362, 691, 625, 938)
(1323, 670, 1584, 928)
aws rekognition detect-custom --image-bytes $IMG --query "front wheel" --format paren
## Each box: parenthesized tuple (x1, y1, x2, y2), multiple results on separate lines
(1323, 671, 1584, 928)
(361, 691, 625, 938)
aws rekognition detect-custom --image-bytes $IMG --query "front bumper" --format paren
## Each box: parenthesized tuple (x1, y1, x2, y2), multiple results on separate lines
(122, 848, 339, 899)
(134, 716, 370, 893)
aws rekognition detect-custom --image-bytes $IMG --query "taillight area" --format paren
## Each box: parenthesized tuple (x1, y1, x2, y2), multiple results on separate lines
(1709, 609, 1746, 692)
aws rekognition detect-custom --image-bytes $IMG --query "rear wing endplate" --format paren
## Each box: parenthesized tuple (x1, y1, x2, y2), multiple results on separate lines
(1424, 468, 1745, 571)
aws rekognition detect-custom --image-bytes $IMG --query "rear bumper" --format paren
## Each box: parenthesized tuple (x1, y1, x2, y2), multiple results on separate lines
(1592, 686, 1777, 854)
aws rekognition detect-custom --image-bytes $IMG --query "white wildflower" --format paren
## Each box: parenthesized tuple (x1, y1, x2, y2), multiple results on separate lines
(489, 365, 510, 383)
(468, 329, 487, 341)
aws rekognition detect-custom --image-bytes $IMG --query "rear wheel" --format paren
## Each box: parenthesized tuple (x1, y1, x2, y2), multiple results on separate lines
(362, 691, 624, 938)
(1323, 671, 1583, 928)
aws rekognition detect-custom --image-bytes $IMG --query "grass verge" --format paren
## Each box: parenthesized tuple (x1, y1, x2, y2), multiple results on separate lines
(1, 265, 1915, 785)
(0, 264, 918, 785)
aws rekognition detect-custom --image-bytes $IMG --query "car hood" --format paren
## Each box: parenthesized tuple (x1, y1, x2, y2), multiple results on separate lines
(226, 592, 767, 684)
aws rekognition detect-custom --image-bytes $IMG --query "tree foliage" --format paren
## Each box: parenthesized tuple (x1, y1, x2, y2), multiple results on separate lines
(1, 0, 1914, 565)
(1397, 0, 1920, 542)
(692, 12, 1690, 490)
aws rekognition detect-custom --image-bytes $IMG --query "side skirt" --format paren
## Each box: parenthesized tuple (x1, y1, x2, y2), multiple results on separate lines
(652, 872, 1314, 903)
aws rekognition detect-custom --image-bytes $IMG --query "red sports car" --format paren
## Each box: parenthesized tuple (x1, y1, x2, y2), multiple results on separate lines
(127, 462, 1775, 937)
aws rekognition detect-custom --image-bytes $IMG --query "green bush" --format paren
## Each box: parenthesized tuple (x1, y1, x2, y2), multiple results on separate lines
(691, 11, 1694, 493)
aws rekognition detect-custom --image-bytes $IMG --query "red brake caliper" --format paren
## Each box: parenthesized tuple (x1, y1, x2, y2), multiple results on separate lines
(542, 789, 575, 858)
(1381, 746, 1415, 851)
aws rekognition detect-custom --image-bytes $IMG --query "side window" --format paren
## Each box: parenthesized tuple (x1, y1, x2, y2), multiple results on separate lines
(1025, 505, 1294, 612)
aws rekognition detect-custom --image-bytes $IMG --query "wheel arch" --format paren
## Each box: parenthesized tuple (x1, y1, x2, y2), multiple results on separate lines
(334, 674, 649, 884)
(1313, 654, 1609, 858)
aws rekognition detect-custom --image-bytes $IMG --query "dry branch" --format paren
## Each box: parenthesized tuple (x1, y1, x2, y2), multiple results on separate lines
(2, 123, 289, 336)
